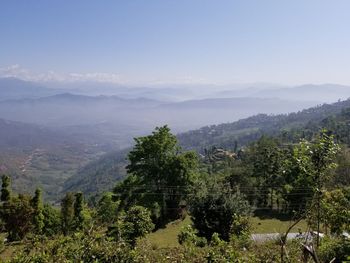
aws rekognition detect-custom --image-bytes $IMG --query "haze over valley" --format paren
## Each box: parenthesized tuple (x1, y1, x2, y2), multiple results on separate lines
(2, 1, 350, 260)
(0, 76, 349, 200)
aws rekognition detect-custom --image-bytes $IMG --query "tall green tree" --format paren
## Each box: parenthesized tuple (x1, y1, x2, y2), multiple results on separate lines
(97, 192, 119, 224)
(2, 194, 34, 241)
(281, 130, 340, 215)
(248, 136, 283, 208)
(61, 192, 75, 235)
(117, 125, 198, 224)
(108, 205, 154, 248)
(1, 175, 11, 202)
(321, 188, 350, 235)
(42, 204, 61, 236)
(189, 179, 251, 241)
(31, 188, 44, 234)
(74, 192, 85, 230)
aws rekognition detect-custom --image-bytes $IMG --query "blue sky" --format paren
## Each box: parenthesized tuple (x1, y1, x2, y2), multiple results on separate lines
(1, 0, 350, 85)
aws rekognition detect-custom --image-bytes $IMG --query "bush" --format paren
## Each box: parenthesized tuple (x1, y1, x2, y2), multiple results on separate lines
(318, 236, 350, 262)
(189, 180, 251, 241)
(10, 233, 135, 263)
(108, 205, 154, 247)
(178, 224, 207, 247)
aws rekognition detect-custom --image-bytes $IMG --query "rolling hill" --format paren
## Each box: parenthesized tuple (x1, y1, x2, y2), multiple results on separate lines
(65, 99, 350, 198)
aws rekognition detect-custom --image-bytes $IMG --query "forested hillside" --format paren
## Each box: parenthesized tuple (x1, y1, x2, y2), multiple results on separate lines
(0, 119, 106, 201)
(178, 99, 350, 152)
(65, 99, 350, 198)
(62, 149, 129, 198)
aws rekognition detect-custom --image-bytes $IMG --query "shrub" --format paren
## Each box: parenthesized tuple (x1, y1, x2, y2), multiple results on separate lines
(178, 224, 207, 247)
(318, 236, 350, 262)
(189, 180, 251, 241)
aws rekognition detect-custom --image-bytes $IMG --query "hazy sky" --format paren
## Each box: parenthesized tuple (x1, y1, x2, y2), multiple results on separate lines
(1, 0, 350, 85)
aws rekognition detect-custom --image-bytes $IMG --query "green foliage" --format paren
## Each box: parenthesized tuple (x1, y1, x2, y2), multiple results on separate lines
(31, 188, 44, 234)
(318, 236, 350, 262)
(1, 175, 11, 202)
(96, 192, 119, 224)
(248, 136, 283, 208)
(42, 204, 61, 236)
(178, 224, 207, 247)
(108, 205, 154, 247)
(281, 130, 340, 215)
(117, 125, 199, 224)
(1, 194, 34, 241)
(73, 192, 85, 230)
(63, 149, 128, 197)
(321, 187, 350, 235)
(178, 100, 350, 153)
(60, 192, 75, 235)
(113, 174, 142, 211)
(10, 232, 135, 263)
(189, 180, 251, 241)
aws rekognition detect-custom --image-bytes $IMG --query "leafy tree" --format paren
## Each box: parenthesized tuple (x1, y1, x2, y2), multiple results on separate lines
(2, 194, 34, 241)
(96, 192, 119, 224)
(113, 174, 143, 212)
(108, 205, 154, 247)
(331, 147, 350, 187)
(31, 188, 44, 234)
(118, 125, 198, 224)
(1, 175, 11, 202)
(318, 236, 350, 263)
(189, 180, 251, 241)
(281, 130, 340, 215)
(42, 204, 61, 236)
(321, 188, 350, 235)
(61, 192, 75, 235)
(74, 192, 85, 230)
(248, 136, 283, 209)
(178, 224, 207, 247)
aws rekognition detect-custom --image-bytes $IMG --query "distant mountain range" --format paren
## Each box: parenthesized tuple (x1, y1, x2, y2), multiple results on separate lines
(0, 78, 59, 101)
(1, 77, 350, 103)
(0, 88, 320, 132)
(1, 77, 350, 200)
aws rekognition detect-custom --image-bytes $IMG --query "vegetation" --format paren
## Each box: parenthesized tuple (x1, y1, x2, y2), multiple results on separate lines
(114, 125, 198, 226)
(189, 179, 251, 241)
(1, 105, 350, 261)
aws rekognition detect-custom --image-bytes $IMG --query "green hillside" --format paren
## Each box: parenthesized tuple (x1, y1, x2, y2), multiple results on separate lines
(178, 99, 350, 152)
(66, 99, 350, 198)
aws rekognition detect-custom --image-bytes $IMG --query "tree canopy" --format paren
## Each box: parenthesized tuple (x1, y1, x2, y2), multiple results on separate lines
(115, 125, 198, 224)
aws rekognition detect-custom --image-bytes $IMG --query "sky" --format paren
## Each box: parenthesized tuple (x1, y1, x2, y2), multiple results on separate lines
(1, 0, 350, 85)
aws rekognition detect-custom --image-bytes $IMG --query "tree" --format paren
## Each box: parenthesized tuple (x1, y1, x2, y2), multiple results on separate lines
(321, 188, 350, 235)
(74, 192, 85, 230)
(119, 125, 198, 224)
(189, 180, 251, 241)
(31, 188, 44, 234)
(61, 192, 75, 235)
(1, 175, 11, 202)
(281, 130, 340, 216)
(42, 204, 61, 236)
(97, 192, 119, 224)
(108, 205, 154, 247)
(248, 136, 283, 209)
(2, 194, 34, 241)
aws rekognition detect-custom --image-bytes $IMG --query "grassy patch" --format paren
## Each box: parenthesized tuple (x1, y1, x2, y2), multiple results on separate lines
(146, 216, 191, 248)
(145, 216, 308, 248)
(251, 217, 308, 234)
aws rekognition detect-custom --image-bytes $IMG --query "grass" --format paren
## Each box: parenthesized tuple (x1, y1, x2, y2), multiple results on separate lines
(146, 216, 192, 248)
(251, 217, 308, 234)
(145, 215, 308, 248)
